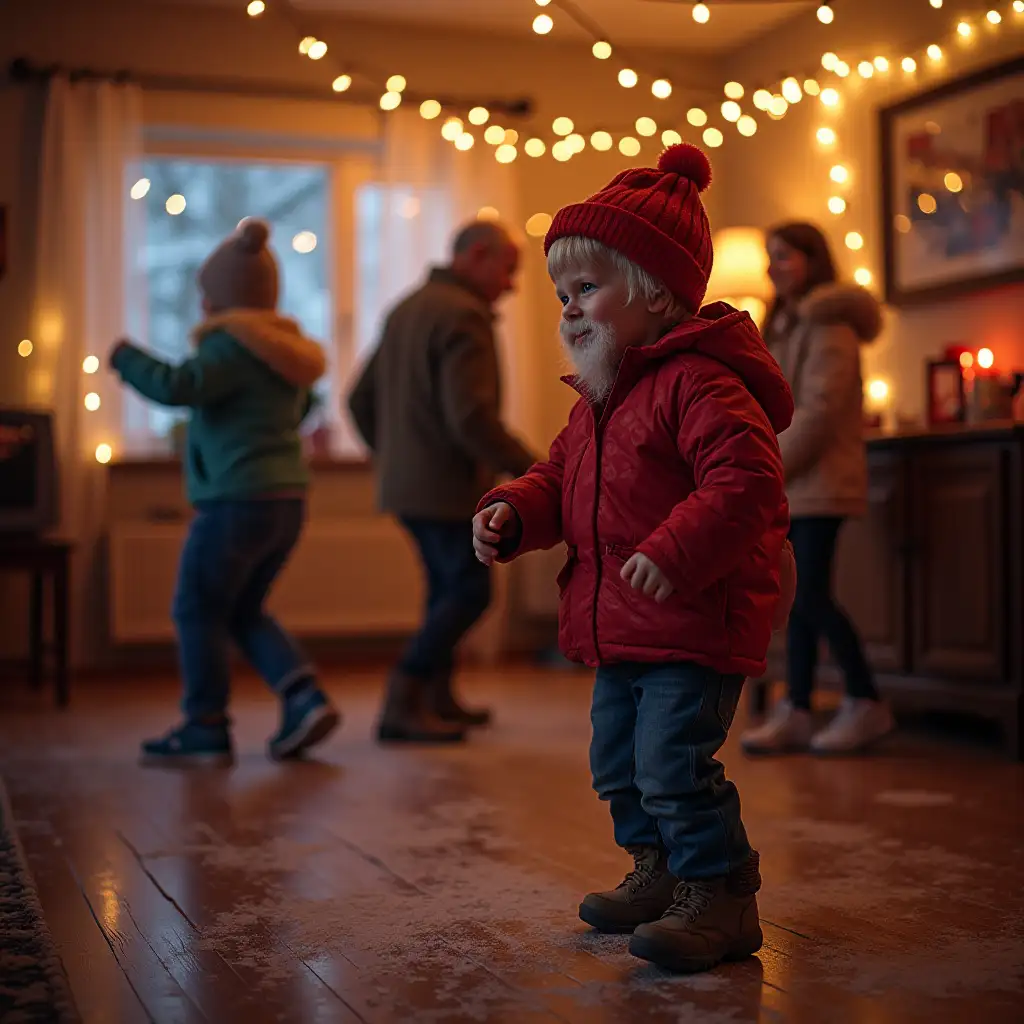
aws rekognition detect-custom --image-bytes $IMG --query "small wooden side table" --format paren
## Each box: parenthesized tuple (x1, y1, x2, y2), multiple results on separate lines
(0, 535, 72, 707)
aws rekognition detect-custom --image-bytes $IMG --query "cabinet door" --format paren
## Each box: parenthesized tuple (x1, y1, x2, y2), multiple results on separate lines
(911, 446, 1007, 682)
(833, 452, 909, 673)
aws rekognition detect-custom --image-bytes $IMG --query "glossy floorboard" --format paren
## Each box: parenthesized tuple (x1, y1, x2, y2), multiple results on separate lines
(1, 667, 1022, 1023)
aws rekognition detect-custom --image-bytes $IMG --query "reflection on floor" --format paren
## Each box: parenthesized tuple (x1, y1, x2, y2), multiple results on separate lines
(1, 667, 1022, 1023)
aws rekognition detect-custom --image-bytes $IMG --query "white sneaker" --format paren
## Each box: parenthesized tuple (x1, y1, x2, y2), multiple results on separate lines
(810, 697, 895, 755)
(740, 699, 814, 754)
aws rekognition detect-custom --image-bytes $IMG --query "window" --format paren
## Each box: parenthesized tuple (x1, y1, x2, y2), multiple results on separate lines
(127, 157, 333, 444)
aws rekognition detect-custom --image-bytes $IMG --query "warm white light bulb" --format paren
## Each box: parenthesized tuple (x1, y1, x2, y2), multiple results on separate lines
(165, 194, 186, 215)
(828, 196, 847, 215)
(590, 131, 613, 151)
(927, 44, 943, 61)
(662, 129, 683, 146)
(686, 107, 708, 126)
(721, 101, 742, 122)
(618, 68, 638, 88)
(551, 140, 572, 162)
(130, 178, 150, 200)
(525, 137, 546, 157)
(987, 10, 1001, 24)
(702, 127, 724, 148)
(804, 79, 820, 96)
(816, 127, 837, 145)
(495, 144, 518, 164)
(468, 106, 489, 125)
(484, 125, 505, 145)
(533, 14, 553, 35)
(419, 99, 441, 119)
(83, 355, 99, 374)
(693, 4, 710, 24)
(84, 392, 101, 411)
(379, 91, 401, 111)
(724, 81, 744, 100)
(299, 36, 315, 55)
(441, 117, 464, 142)
(817, 4, 834, 25)
(332, 74, 352, 93)
(902, 57, 917, 73)
(636, 117, 658, 137)
(874, 57, 889, 72)
(820, 87, 840, 107)
(552, 116, 574, 136)
(821, 51, 838, 71)
(957, 21, 972, 37)
(930, 0, 943, 7)
(782, 77, 802, 103)
(95, 443, 112, 465)
(652, 78, 673, 99)
(619, 136, 641, 157)
(752, 89, 772, 111)
(830, 164, 849, 183)
(307, 40, 327, 60)
(854, 268, 874, 287)
(247, 1, 265, 15)
(737, 115, 757, 137)
(592, 40, 612, 59)
(17, 339, 33, 358)
(858, 61, 874, 78)
(455, 132, 475, 151)
(386, 75, 407, 93)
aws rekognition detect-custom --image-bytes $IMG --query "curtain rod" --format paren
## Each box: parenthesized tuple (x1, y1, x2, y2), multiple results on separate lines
(6, 58, 534, 119)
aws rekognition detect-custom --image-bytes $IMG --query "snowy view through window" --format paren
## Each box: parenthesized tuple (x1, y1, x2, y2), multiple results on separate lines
(134, 158, 332, 440)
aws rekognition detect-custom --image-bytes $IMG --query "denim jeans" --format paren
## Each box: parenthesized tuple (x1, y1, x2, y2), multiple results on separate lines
(172, 498, 314, 721)
(590, 661, 750, 880)
(397, 517, 491, 679)
(787, 516, 879, 710)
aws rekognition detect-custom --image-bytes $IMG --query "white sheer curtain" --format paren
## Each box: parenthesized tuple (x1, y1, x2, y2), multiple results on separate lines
(32, 76, 145, 665)
(354, 109, 527, 662)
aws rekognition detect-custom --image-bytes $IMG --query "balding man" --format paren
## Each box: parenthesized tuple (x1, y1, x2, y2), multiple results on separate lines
(348, 219, 537, 744)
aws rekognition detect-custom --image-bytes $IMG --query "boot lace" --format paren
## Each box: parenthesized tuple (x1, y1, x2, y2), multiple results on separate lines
(618, 849, 661, 894)
(664, 880, 715, 921)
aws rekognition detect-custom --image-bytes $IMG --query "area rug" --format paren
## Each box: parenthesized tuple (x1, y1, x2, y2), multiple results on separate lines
(0, 779, 80, 1023)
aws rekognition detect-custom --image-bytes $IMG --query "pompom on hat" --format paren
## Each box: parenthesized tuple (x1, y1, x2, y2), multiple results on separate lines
(544, 143, 714, 313)
(198, 217, 280, 311)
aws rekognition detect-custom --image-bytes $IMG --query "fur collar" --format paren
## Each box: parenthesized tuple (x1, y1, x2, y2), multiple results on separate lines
(193, 310, 327, 387)
(798, 283, 883, 344)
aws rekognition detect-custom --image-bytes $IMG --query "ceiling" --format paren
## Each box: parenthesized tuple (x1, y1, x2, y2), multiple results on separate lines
(192, 0, 816, 53)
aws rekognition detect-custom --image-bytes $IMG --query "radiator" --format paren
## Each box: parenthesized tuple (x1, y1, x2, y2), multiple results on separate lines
(108, 517, 424, 643)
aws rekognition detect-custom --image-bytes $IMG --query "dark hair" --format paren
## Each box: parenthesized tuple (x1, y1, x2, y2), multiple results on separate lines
(765, 221, 838, 328)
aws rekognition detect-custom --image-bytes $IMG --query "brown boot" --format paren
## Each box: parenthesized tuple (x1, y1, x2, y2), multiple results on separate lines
(377, 670, 466, 744)
(578, 846, 679, 933)
(628, 851, 763, 972)
(428, 670, 492, 728)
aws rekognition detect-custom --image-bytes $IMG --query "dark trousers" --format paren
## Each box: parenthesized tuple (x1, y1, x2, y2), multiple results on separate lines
(589, 661, 751, 880)
(173, 499, 314, 721)
(397, 517, 491, 679)
(787, 516, 879, 710)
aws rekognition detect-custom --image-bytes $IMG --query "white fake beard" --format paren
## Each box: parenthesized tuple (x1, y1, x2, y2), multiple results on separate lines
(560, 320, 621, 404)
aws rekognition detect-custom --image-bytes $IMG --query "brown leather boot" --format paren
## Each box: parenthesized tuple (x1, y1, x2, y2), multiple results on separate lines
(377, 670, 466, 744)
(578, 846, 679, 933)
(428, 670, 492, 728)
(628, 851, 763, 972)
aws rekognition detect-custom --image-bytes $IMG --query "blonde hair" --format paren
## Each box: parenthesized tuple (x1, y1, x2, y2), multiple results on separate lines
(547, 235, 686, 320)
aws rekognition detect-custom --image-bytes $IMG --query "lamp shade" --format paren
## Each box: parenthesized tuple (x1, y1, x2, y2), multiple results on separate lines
(704, 227, 771, 304)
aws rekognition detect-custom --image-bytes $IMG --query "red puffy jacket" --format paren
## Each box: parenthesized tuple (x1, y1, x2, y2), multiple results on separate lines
(479, 304, 794, 677)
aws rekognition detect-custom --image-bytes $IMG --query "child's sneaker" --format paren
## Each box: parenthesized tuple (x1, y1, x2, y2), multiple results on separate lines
(139, 721, 234, 768)
(810, 697, 894, 755)
(579, 845, 679, 933)
(628, 852, 763, 973)
(739, 698, 813, 754)
(269, 685, 340, 761)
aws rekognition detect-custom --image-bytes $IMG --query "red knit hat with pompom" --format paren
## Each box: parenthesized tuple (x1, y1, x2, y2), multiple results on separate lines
(544, 143, 714, 313)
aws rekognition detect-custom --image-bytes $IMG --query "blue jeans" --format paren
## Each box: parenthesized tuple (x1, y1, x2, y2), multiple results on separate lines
(173, 499, 314, 721)
(397, 517, 491, 679)
(590, 662, 750, 880)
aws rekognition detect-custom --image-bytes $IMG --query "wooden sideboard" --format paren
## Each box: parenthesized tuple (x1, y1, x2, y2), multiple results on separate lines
(752, 421, 1024, 759)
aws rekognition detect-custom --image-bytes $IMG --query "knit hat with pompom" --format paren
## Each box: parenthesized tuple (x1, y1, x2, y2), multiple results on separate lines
(544, 143, 714, 313)
(198, 217, 279, 311)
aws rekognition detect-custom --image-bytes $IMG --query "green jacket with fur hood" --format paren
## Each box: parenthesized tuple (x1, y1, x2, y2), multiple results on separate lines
(111, 310, 326, 504)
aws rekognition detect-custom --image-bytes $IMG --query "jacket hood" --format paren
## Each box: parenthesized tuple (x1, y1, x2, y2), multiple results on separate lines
(645, 302, 795, 435)
(798, 282, 882, 344)
(193, 310, 327, 387)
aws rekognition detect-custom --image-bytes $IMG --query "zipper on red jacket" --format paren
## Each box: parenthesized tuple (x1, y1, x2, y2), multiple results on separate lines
(589, 405, 603, 664)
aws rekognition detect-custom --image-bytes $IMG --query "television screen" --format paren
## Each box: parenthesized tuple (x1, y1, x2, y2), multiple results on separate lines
(0, 409, 57, 534)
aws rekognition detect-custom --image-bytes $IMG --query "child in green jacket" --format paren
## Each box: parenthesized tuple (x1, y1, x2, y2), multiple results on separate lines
(111, 218, 339, 766)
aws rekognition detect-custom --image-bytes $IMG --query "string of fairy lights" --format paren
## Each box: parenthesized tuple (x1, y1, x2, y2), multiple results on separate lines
(12, 0, 1022, 467)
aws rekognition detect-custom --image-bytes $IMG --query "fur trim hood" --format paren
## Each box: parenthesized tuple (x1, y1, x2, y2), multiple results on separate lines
(193, 310, 327, 387)
(798, 282, 883, 344)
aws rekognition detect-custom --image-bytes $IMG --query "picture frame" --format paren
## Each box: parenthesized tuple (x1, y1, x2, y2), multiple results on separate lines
(926, 359, 966, 425)
(879, 55, 1024, 307)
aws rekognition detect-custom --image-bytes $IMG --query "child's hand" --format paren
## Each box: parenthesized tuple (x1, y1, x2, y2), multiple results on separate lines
(472, 502, 519, 566)
(621, 552, 674, 603)
(109, 338, 132, 368)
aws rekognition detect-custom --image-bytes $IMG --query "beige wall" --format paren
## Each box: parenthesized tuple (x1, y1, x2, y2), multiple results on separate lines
(719, 0, 1024, 421)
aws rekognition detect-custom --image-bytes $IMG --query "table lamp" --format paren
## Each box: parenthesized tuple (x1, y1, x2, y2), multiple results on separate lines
(704, 227, 772, 327)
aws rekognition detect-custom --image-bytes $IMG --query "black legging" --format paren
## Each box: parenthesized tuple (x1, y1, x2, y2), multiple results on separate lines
(787, 516, 879, 710)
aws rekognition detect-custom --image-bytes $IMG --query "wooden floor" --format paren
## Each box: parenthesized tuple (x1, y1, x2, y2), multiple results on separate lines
(2, 667, 1023, 1024)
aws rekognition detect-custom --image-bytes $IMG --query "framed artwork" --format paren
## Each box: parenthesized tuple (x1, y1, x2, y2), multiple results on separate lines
(926, 360, 966, 425)
(879, 56, 1024, 307)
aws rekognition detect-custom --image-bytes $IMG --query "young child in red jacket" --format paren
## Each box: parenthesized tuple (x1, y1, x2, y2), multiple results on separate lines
(472, 144, 795, 974)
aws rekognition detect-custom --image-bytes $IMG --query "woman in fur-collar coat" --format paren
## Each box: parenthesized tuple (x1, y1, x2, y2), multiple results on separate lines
(741, 222, 895, 757)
